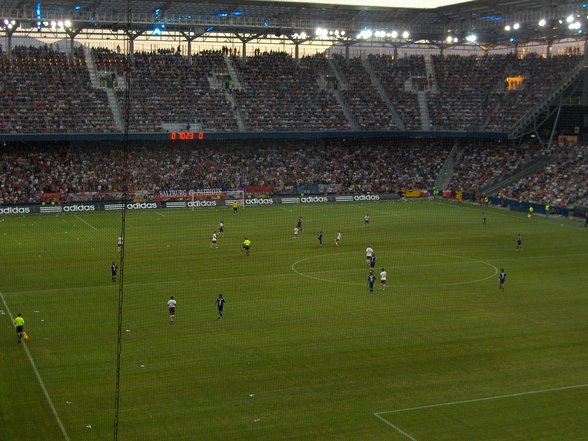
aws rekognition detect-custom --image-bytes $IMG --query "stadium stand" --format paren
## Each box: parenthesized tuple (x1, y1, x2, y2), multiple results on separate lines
(0, 46, 114, 133)
(0, 140, 450, 204)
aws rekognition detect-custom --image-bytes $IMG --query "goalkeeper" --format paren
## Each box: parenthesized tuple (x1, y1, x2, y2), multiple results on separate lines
(242, 238, 251, 256)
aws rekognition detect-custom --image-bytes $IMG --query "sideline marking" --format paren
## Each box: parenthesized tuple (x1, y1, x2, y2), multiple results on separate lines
(74, 215, 98, 231)
(374, 382, 588, 440)
(0, 291, 70, 441)
(291, 252, 498, 288)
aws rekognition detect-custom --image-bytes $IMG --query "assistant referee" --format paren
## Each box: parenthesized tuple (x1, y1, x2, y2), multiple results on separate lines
(14, 313, 24, 343)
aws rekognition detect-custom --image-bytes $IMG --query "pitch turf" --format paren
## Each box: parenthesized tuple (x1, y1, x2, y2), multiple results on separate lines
(1, 200, 587, 441)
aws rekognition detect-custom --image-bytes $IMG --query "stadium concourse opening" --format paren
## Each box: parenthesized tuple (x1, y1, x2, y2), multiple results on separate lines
(1, 0, 588, 440)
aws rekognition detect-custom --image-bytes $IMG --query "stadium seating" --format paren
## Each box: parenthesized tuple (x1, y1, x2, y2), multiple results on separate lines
(0, 45, 114, 133)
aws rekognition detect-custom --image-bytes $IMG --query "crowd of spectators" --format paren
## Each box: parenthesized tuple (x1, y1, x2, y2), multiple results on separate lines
(0, 47, 584, 134)
(497, 142, 588, 207)
(368, 54, 424, 130)
(232, 52, 349, 131)
(0, 140, 450, 204)
(483, 53, 582, 131)
(92, 48, 238, 132)
(0, 45, 114, 133)
(331, 55, 400, 130)
(448, 141, 547, 193)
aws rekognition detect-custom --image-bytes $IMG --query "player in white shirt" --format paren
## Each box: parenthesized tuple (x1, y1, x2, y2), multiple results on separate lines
(365, 246, 374, 265)
(211, 231, 218, 248)
(379, 268, 387, 290)
(364, 214, 369, 225)
(293, 226, 299, 239)
(167, 296, 176, 324)
(336, 231, 341, 246)
(117, 235, 123, 252)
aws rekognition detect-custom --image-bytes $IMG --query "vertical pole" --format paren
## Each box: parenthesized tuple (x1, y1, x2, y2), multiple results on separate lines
(187, 38, 192, 65)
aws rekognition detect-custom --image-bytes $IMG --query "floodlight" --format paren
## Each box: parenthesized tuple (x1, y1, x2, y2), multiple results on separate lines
(57, 20, 64, 28)
(465, 34, 477, 42)
(567, 14, 575, 23)
(513, 23, 520, 30)
(50, 20, 56, 28)
(538, 19, 547, 27)
(64, 20, 72, 28)
(391, 31, 398, 38)
(446, 35, 453, 43)
(504, 25, 511, 31)
(453, 37, 459, 43)
(402, 31, 409, 39)
(340, 30, 345, 36)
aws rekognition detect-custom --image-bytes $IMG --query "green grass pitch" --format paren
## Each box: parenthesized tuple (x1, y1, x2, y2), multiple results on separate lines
(1, 200, 587, 440)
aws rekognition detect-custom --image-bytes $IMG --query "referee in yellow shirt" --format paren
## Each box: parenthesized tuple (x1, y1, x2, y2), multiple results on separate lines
(14, 313, 25, 343)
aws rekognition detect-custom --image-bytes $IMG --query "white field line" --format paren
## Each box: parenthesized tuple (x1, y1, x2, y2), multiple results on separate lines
(6, 252, 587, 297)
(74, 215, 98, 231)
(155, 212, 165, 217)
(373, 413, 418, 441)
(0, 291, 70, 441)
(374, 382, 588, 439)
(291, 252, 498, 288)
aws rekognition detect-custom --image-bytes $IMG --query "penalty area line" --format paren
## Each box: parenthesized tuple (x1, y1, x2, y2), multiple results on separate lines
(374, 382, 588, 439)
(0, 291, 70, 441)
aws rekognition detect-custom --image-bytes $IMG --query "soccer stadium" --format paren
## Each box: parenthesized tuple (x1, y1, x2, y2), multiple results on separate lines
(1, 0, 587, 439)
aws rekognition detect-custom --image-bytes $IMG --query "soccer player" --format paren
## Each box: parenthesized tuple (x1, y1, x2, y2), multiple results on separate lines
(516, 234, 523, 251)
(216, 294, 225, 320)
(364, 214, 369, 225)
(211, 231, 218, 248)
(117, 235, 123, 252)
(297, 216, 303, 232)
(232, 201, 239, 214)
(335, 231, 341, 246)
(482, 210, 487, 225)
(379, 268, 387, 291)
(499, 269, 507, 291)
(365, 246, 374, 265)
(14, 313, 24, 343)
(317, 231, 324, 246)
(368, 270, 376, 295)
(167, 296, 176, 324)
(528, 206, 534, 220)
(111, 262, 117, 282)
(293, 226, 299, 239)
(219, 221, 224, 237)
(369, 253, 376, 269)
(242, 237, 251, 255)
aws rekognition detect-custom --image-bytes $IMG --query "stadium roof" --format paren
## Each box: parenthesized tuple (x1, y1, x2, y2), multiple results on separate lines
(1, 0, 586, 46)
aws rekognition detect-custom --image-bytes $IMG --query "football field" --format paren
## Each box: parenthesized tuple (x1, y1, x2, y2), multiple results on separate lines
(1, 200, 587, 441)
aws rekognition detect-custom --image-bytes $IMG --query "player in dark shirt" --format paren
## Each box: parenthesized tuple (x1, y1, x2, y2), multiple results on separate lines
(516, 234, 522, 251)
(111, 262, 117, 282)
(297, 216, 303, 232)
(369, 254, 376, 269)
(317, 231, 323, 246)
(216, 294, 226, 320)
(499, 269, 507, 291)
(368, 270, 376, 295)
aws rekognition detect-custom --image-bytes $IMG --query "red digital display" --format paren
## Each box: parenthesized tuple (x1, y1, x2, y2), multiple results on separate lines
(168, 132, 204, 141)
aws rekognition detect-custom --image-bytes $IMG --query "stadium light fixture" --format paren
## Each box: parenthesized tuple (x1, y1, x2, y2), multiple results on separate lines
(513, 23, 520, 30)
(64, 20, 72, 28)
(446, 35, 453, 43)
(453, 37, 459, 43)
(391, 30, 398, 38)
(315, 27, 328, 37)
(465, 34, 477, 42)
(504, 25, 511, 31)
(402, 31, 410, 39)
(567, 14, 575, 23)
(50, 20, 56, 29)
(538, 19, 547, 27)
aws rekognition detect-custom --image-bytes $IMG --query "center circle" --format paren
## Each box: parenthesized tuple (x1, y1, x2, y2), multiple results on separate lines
(291, 251, 498, 288)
